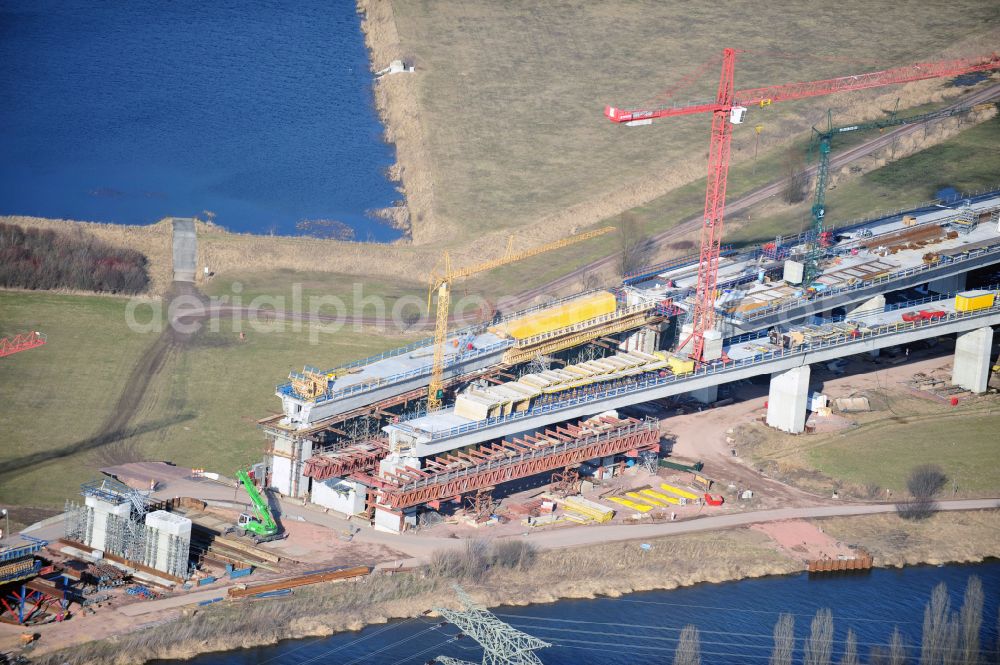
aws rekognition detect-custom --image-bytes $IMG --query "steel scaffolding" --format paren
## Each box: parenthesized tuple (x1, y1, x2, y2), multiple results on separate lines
(164, 534, 188, 578)
(74, 479, 151, 563)
(63, 500, 89, 544)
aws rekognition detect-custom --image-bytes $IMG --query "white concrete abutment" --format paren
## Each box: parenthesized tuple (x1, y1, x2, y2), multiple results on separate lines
(766, 365, 811, 434)
(952, 326, 994, 393)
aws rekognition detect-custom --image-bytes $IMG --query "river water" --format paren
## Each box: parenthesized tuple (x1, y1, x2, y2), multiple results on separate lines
(160, 561, 999, 665)
(0, 1, 401, 241)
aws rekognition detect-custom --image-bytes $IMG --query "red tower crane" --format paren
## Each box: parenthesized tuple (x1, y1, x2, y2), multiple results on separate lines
(607, 50, 1000, 362)
(0, 332, 47, 358)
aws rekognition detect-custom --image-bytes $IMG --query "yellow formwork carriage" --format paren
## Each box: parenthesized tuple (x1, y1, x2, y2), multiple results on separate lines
(562, 496, 615, 523)
(666, 355, 696, 375)
(493, 291, 617, 340)
(955, 290, 996, 312)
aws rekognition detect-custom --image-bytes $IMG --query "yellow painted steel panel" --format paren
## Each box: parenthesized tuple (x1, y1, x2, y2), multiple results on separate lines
(666, 356, 695, 375)
(493, 292, 617, 340)
(641, 489, 680, 505)
(607, 497, 651, 513)
(627, 491, 663, 507)
(660, 483, 700, 501)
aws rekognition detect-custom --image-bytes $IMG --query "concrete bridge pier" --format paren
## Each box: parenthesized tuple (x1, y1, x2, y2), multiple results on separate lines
(952, 326, 994, 393)
(766, 365, 811, 434)
(690, 385, 719, 404)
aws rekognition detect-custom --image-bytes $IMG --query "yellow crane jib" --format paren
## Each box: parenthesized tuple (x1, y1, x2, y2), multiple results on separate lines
(425, 226, 615, 411)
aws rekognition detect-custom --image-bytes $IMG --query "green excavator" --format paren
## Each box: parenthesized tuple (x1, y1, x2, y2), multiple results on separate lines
(234, 468, 280, 542)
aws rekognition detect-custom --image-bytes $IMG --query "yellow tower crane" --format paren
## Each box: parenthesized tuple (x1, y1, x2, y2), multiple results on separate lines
(426, 226, 615, 411)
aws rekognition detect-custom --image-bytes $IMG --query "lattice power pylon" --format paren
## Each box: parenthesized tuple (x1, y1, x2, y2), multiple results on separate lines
(434, 585, 551, 665)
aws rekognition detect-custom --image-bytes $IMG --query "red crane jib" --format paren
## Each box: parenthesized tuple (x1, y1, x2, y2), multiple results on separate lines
(605, 53, 1000, 123)
(606, 49, 999, 361)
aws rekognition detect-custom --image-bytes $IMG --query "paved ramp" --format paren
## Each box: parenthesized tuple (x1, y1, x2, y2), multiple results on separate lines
(171, 217, 197, 282)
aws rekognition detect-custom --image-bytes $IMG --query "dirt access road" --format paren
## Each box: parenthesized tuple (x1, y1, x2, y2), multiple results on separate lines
(518, 498, 1000, 550)
(87, 218, 204, 462)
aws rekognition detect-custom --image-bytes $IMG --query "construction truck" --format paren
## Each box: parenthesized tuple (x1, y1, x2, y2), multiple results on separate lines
(234, 469, 280, 543)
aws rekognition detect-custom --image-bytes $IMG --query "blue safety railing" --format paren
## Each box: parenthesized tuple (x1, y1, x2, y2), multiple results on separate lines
(396, 300, 1000, 441)
(277, 339, 514, 404)
(0, 539, 45, 563)
(883, 284, 1000, 313)
(739, 242, 1000, 323)
(80, 478, 134, 503)
(278, 289, 618, 400)
(323, 336, 436, 373)
(724, 329, 770, 346)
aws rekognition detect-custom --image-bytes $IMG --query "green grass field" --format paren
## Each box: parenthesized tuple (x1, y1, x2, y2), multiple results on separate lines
(0, 292, 415, 510)
(0, 293, 152, 508)
(805, 412, 1000, 495)
(748, 394, 1000, 498)
(122, 322, 416, 479)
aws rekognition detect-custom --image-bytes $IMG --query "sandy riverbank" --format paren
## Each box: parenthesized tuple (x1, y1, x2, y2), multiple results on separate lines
(23, 508, 1000, 665)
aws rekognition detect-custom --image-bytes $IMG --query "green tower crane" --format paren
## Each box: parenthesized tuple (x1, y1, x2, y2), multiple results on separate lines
(801, 99, 994, 286)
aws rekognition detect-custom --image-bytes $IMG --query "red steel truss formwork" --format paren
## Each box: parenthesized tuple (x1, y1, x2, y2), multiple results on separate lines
(0, 577, 65, 625)
(0, 332, 46, 358)
(303, 441, 390, 481)
(360, 416, 660, 511)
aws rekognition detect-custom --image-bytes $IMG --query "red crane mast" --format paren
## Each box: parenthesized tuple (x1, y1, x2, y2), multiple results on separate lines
(607, 50, 1000, 362)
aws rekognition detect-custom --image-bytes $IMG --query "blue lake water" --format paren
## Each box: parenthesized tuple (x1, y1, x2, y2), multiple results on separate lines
(0, 0, 401, 241)
(160, 560, 1000, 665)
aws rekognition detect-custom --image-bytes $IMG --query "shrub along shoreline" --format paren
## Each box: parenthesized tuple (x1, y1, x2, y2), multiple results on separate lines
(0, 222, 149, 295)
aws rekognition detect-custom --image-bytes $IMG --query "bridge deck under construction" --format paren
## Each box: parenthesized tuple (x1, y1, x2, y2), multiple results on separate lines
(358, 416, 660, 511)
(626, 194, 1000, 331)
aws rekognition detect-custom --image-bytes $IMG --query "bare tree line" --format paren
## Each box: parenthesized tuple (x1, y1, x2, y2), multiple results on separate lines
(0, 222, 149, 294)
(671, 577, 991, 665)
